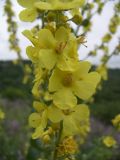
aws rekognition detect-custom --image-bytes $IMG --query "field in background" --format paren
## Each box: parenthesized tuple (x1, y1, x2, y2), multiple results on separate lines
(0, 61, 120, 160)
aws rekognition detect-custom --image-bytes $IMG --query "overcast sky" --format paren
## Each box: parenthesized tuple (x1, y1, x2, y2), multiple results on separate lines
(0, 0, 120, 68)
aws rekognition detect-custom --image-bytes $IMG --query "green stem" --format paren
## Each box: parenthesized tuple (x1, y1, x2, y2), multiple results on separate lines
(53, 121, 63, 160)
(75, 25, 80, 36)
(42, 12, 45, 28)
(82, 54, 90, 61)
(56, 11, 61, 27)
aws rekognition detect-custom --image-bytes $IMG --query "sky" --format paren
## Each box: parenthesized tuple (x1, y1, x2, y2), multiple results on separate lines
(0, 0, 120, 68)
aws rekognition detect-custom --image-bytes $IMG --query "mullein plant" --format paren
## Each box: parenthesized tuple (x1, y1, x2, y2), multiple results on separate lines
(97, 5, 120, 84)
(18, 0, 101, 159)
(4, 0, 33, 84)
(79, 1, 120, 87)
(4, 0, 22, 62)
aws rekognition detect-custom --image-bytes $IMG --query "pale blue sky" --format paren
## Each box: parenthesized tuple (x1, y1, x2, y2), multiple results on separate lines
(0, 0, 120, 68)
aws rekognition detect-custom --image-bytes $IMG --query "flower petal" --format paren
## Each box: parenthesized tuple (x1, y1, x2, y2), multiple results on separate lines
(57, 56, 79, 71)
(22, 30, 39, 46)
(35, 2, 52, 10)
(63, 34, 78, 59)
(73, 72, 101, 100)
(84, 72, 101, 87)
(55, 27, 69, 42)
(17, 0, 39, 8)
(62, 104, 90, 138)
(26, 46, 39, 62)
(32, 80, 42, 98)
(62, 115, 79, 138)
(35, 0, 85, 10)
(72, 104, 90, 126)
(72, 104, 90, 136)
(29, 113, 41, 128)
(53, 88, 77, 109)
(32, 126, 44, 139)
(33, 101, 45, 112)
(47, 105, 64, 123)
(49, 68, 63, 92)
(38, 29, 56, 49)
(73, 81, 95, 100)
(73, 61, 91, 79)
(32, 110, 48, 139)
(19, 8, 37, 22)
(39, 49, 57, 70)
(54, 0, 85, 10)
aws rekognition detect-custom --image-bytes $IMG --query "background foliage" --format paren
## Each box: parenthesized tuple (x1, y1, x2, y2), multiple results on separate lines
(0, 61, 120, 160)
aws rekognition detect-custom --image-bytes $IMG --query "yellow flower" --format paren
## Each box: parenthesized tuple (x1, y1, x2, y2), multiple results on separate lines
(29, 101, 90, 140)
(17, 0, 39, 22)
(112, 114, 120, 130)
(24, 27, 79, 71)
(18, 0, 85, 22)
(0, 109, 5, 120)
(96, 65, 107, 81)
(57, 136, 78, 157)
(48, 104, 90, 138)
(29, 101, 64, 139)
(35, 0, 85, 11)
(23, 30, 47, 97)
(49, 61, 101, 109)
(38, 27, 78, 71)
(49, 104, 90, 139)
(62, 104, 90, 138)
(32, 66, 44, 97)
(23, 29, 40, 48)
(103, 136, 116, 148)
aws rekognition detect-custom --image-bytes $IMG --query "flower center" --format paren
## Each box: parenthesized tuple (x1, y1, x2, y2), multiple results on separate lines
(63, 109, 74, 115)
(55, 42, 67, 54)
(62, 73, 73, 87)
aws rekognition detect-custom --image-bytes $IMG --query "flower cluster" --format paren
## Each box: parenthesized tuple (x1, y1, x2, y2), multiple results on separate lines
(57, 136, 78, 157)
(18, 0, 101, 159)
(22, 26, 101, 141)
(18, 0, 85, 22)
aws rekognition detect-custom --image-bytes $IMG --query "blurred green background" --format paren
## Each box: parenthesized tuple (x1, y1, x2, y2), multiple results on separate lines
(0, 61, 120, 160)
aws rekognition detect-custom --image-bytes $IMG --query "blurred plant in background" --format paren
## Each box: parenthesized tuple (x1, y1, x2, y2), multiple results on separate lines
(0, 0, 120, 160)
(4, 0, 22, 62)
(0, 109, 5, 120)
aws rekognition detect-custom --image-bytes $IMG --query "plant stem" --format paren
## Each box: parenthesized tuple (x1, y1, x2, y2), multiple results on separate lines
(53, 121, 63, 160)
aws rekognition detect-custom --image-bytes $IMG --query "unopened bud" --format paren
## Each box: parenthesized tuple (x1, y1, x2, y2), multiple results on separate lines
(72, 15, 82, 25)
(43, 135, 51, 144)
